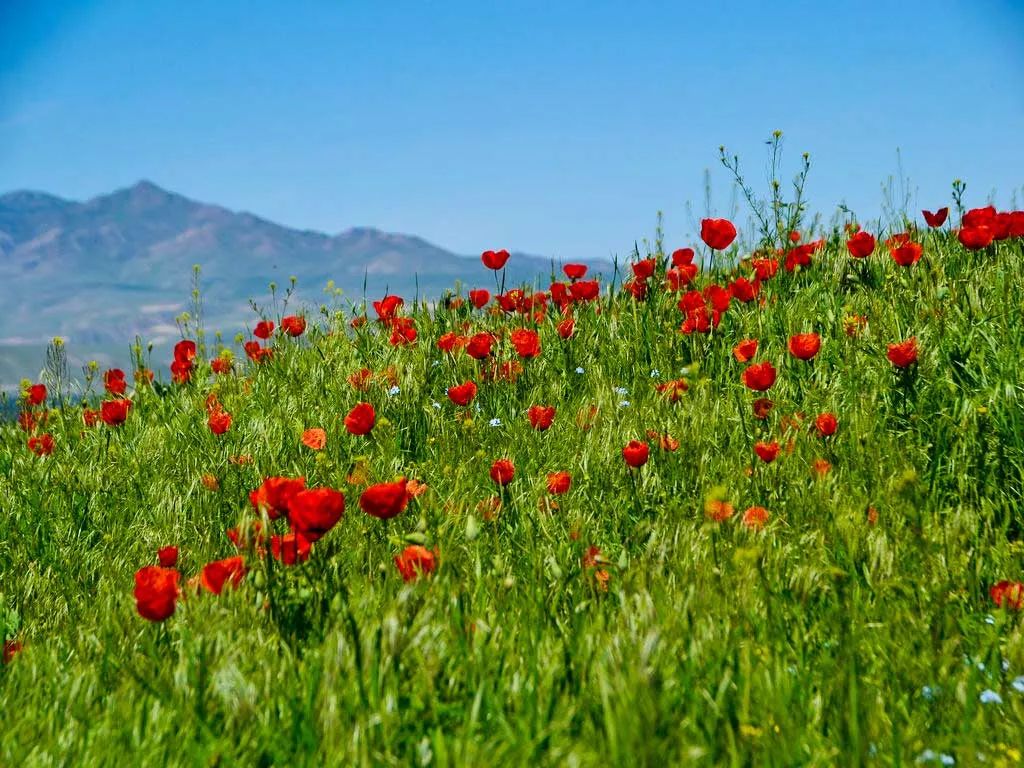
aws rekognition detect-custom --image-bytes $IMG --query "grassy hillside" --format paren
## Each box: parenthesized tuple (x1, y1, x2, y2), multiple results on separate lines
(2, 202, 1024, 765)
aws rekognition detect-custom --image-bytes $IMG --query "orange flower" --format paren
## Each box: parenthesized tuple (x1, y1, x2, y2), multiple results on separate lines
(741, 506, 769, 530)
(406, 478, 428, 498)
(302, 428, 327, 450)
(812, 458, 832, 477)
(201, 474, 220, 491)
(705, 499, 734, 522)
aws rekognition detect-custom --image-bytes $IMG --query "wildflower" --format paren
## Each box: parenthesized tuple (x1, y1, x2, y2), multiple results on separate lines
(619, 400, 630, 408)
(469, 288, 490, 308)
(1011, 676, 1024, 693)
(990, 580, 1024, 610)
(104, 368, 127, 395)
(979, 689, 1003, 705)
(466, 332, 494, 360)
(447, 381, 478, 407)
(742, 506, 769, 530)
(210, 357, 232, 375)
(958, 226, 993, 250)
(288, 487, 345, 540)
(510, 328, 541, 358)
(302, 428, 326, 450)
(752, 398, 774, 419)
(891, 242, 923, 267)
(812, 458, 832, 476)
(207, 408, 232, 435)
(557, 317, 575, 339)
(563, 263, 588, 280)
(742, 361, 777, 391)
(27, 434, 55, 456)
(25, 383, 47, 406)
(700, 218, 738, 250)
(157, 546, 178, 567)
(2, 639, 21, 664)
(575, 366, 585, 374)
(614, 386, 628, 395)
(481, 249, 511, 270)
(431, 401, 441, 409)
(249, 476, 306, 519)
(846, 231, 876, 258)
(922, 207, 949, 227)
(488, 417, 502, 427)
(705, 499, 734, 522)
(733, 338, 758, 363)
(134, 565, 180, 621)
(490, 459, 515, 486)
(815, 413, 838, 438)
(271, 532, 311, 565)
(395, 545, 437, 582)
(887, 338, 919, 368)
(754, 441, 780, 463)
(254, 320, 275, 339)
(388, 385, 401, 396)
(649, 369, 660, 378)
(547, 471, 571, 495)
(281, 315, 306, 336)
(788, 333, 821, 361)
(622, 440, 649, 468)
(344, 402, 376, 435)
(100, 398, 131, 426)
(200, 556, 246, 595)
(527, 405, 556, 431)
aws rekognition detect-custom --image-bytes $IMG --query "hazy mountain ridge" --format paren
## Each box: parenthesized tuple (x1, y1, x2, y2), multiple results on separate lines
(0, 181, 610, 387)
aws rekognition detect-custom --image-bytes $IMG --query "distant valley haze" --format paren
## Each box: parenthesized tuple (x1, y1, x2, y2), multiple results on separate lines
(0, 180, 611, 390)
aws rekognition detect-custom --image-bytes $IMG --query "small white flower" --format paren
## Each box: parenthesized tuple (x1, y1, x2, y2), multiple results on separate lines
(979, 689, 1002, 705)
(614, 386, 629, 395)
(940, 756, 954, 767)
(619, 400, 630, 408)
(431, 402, 442, 410)
(489, 418, 502, 427)
(921, 685, 937, 700)
(1011, 675, 1024, 693)
(388, 385, 401, 396)
(649, 369, 660, 378)
(984, 614, 996, 625)
(431, 360, 441, 367)
(575, 366, 585, 374)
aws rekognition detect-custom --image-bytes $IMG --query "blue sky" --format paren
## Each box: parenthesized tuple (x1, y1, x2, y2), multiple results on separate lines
(1, 0, 1022, 261)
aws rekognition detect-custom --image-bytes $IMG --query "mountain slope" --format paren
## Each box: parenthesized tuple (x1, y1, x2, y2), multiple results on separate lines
(0, 181, 610, 387)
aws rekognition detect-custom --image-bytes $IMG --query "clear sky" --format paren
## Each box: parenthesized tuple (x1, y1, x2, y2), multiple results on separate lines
(1, 0, 1022, 261)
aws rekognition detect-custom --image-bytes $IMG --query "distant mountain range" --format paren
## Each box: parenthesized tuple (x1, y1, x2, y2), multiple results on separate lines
(0, 181, 611, 389)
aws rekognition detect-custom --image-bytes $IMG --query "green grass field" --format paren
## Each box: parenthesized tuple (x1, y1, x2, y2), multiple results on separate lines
(2, 189, 1024, 765)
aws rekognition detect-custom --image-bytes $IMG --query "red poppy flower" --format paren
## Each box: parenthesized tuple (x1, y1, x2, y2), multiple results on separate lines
(104, 368, 127, 395)
(528, 405, 556, 431)
(655, 379, 689, 402)
(510, 328, 541, 358)
(963, 206, 996, 228)
(466, 332, 494, 360)
(210, 357, 232, 375)
(742, 361, 777, 391)
(729, 277, 759, 303)
(200, 556, 246, 595)
(622, 440, 649, 468)
(271, 532, 311, 565)
(82, 409, 100, 427)
(631, 258, 657, 280)
(733, 338, 758, 363)
(348, 368, 372, 390)
(244, 341, 272, 363)
(27, 434, 55, 456)
(665, 265, 697, 291)
(742, 506, 769, 530)
(922, 207, 948, 227)
(208, 408, 232, 435)
(302, 428, 326, 450)
(958, 226, 993, 250)
(887, 337, 918, 368)
(546, 471, 572, 495)
(447, 381, 478, 407)
(557, 317, 575, 339)
(891, 242, 923, 267)
(671, 247, 695, 266)
(846, 231, 875, 259)
(389, 317, 417, 346)
(254, 320, 275, 339)
(157, 546, 178, 567)
(704, 284, 732, 313)
(788, 333, 821, 361)
(752, 398, 774, 420)
(26, 383, 46, 407)
(700, 218, 737, 250)
(288, 487, 345, 540)
(490, 458, 516, 486)
(815, 412, 838, 437)
(373, 295, 404, 323)
(990, 580, 1024, 610)
(344, 402, 376, 435)
(173, 339, 196, 363)
(3, 639, 22, 665)
(134, 565, 181, 621)
(481, 249, 511, 270)
(249, 476, 307, 520)
(569, 280, 600, 302)
(436, 332, 460, 353)
(359, 478, 410, 520)
(752, 257, 779, 281)
(281, 315, 306, 337)
(469, 288, 491, 308)
(394, 545, 437, 582)
(563, 263, 588, 280)
(101, 398, 131, 426)
(754, 441, 780, 463)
